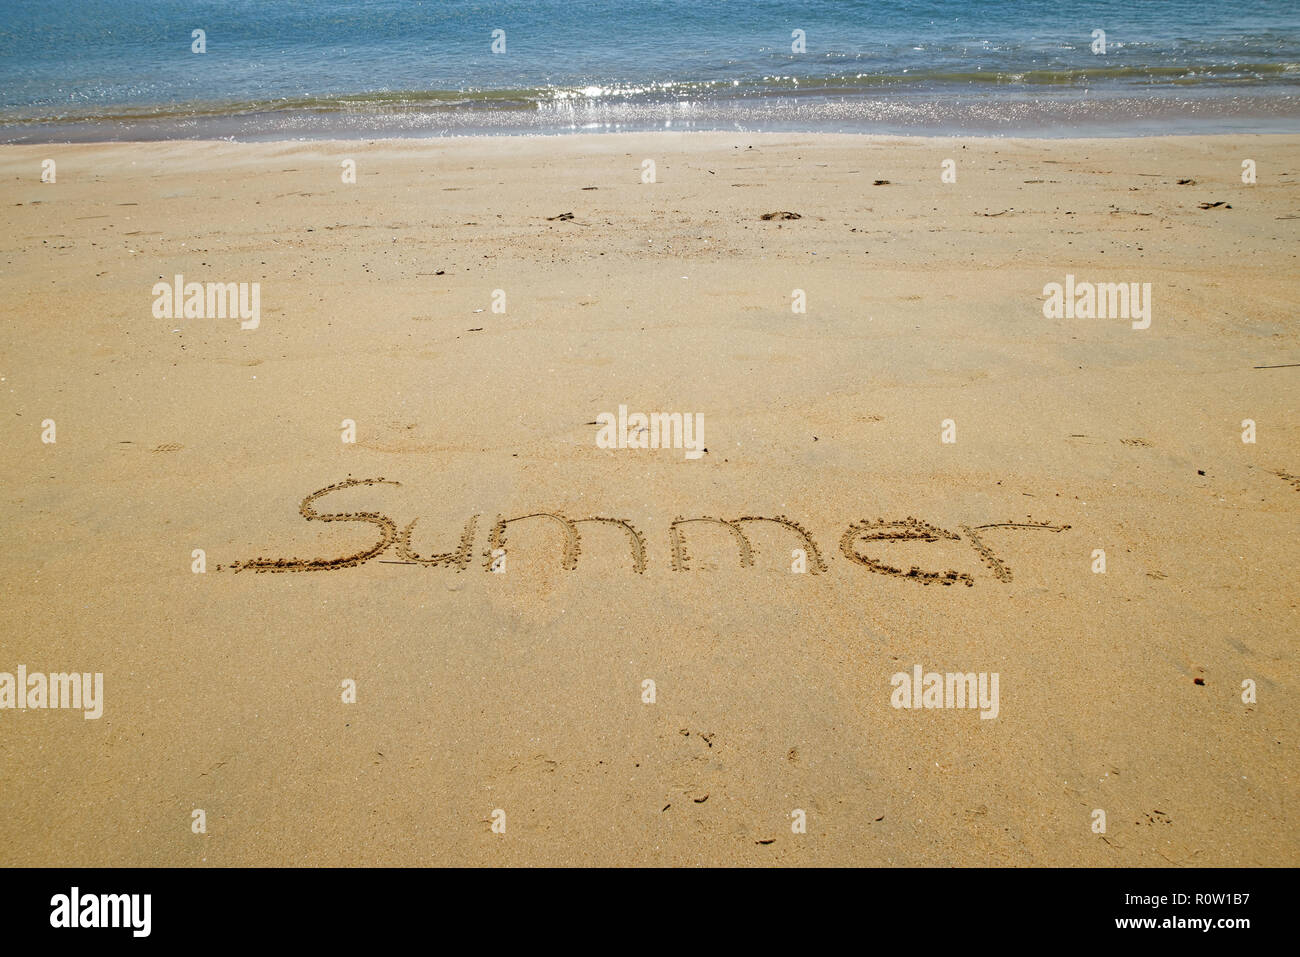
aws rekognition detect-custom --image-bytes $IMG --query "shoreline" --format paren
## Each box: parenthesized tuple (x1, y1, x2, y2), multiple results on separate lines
(4, 128, 1300, 151)
(4, 91, 1298, 145)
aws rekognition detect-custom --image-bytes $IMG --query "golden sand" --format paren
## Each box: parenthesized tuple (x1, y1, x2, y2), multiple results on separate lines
(0, 133, 1295, 864)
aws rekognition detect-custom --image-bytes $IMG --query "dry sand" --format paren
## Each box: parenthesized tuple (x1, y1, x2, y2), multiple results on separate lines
(0, 132, 1295, 865)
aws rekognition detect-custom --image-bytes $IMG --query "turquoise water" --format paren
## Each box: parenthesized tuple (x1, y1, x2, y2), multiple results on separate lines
(2, 0, 1298, 139)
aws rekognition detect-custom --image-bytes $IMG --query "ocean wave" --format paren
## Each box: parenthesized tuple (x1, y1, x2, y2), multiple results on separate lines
(6, 61, 1300, 129)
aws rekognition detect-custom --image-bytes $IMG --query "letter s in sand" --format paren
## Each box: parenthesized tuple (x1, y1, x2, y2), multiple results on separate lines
(234, 478, 400, 572)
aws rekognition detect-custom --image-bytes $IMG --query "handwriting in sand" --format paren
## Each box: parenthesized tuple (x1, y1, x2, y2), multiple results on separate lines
(226, 478, 1072, 585)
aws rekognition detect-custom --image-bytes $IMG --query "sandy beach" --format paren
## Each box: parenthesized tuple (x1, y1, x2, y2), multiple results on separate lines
(0, 132, 1295, 866)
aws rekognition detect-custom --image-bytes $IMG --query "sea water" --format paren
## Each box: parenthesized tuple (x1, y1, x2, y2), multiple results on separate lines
(1, 0, 1298, 140)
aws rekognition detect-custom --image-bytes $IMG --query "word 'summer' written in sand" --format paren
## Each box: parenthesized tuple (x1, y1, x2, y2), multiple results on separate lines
(217, 478, 1072, 583)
